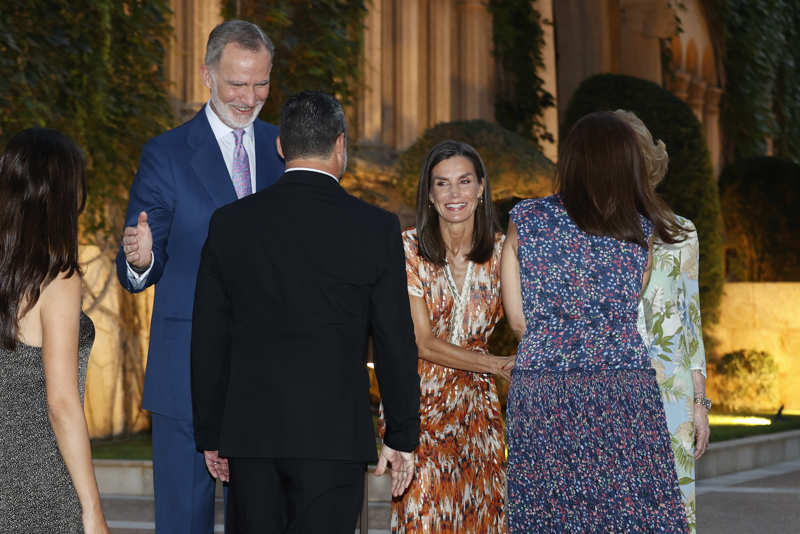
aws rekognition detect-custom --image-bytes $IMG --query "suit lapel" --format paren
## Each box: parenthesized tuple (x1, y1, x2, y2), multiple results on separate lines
(188, 107, 237, 206)
(254, 120, 280, 192)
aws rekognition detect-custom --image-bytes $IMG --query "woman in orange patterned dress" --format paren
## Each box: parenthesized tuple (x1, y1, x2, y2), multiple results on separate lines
(386, 140, 514, 533)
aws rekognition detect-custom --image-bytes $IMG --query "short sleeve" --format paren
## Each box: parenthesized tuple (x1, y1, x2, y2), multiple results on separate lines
(402, 229, 424, 298)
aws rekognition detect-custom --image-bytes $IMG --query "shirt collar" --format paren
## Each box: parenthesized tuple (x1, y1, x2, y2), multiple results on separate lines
(284, 167, 340, 183)
(204, 101, 254, 144)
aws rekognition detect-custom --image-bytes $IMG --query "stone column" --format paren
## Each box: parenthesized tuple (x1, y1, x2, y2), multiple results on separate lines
(381, 0, 396, 147)
(394, 0, 422, 149)
(618, 0, 677, 85)
(165, 0, 223, 120)
(668, 69, 691, 101)
(457, 0, 494, 121)
(428, 0, 455, 127)
(358, 0, 383, 144)
(704, 86, 723, 177)
(537, 0, 558, 162)
(688, 78, 707, 122)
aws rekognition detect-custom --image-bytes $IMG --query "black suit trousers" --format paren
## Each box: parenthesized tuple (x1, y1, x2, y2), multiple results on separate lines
(225, 457, 365, 534)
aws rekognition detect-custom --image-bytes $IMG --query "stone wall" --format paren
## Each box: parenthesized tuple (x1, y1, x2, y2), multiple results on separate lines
(81, 245, 152, 438)
(708, 283, 800, 412)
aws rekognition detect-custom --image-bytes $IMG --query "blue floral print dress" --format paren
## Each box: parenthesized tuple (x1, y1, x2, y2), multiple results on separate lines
(505, 196, 687, 533)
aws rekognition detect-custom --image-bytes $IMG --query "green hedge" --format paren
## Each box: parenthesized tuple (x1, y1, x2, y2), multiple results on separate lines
(562, 74, 724, 327)
(719, 156, 800, 281)
(714, 349, 779, 413)
(394, 120, 554, 207)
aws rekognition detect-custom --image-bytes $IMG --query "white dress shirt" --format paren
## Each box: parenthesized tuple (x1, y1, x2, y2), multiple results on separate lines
(126, 102, 258, 288)
(284, 167, 340, 183)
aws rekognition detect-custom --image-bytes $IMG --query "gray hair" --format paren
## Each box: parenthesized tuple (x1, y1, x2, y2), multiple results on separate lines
(205, 20, 275, 68)
(613, 109, 669, 186)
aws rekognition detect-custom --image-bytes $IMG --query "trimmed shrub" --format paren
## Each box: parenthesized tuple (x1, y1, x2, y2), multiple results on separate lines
(562, 74, 724, 326)
(714, 349, 779, 413)
(393, 120, 554, 207)
(719, 156, 800, 281)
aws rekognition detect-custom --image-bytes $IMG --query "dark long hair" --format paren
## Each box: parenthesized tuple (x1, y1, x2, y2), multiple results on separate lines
(0, 128, 86, 350)
(556, 111, 686, 247)
(416, 140, 498, 266)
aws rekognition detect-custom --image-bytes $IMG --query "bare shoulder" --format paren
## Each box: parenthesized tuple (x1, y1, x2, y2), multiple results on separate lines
(40, 271, 82, 310)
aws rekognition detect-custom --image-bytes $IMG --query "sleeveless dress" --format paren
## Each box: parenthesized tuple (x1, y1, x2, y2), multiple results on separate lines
(0, 312, 95, 533)
(380, 228, 507, 533)
(506, 196, 687, 533)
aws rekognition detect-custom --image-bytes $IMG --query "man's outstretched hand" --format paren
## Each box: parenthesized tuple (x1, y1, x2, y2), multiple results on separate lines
(374, 443, 415, 497)
(122, 211, 153, 269)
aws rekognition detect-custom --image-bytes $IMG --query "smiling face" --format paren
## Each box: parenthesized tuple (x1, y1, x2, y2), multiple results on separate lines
(429, 155, 485, 225)
(203, 43, 272, 129)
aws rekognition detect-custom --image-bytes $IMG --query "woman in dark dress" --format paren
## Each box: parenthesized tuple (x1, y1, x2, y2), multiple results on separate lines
(501, 112, 689, 532)
(0, 128, 109, 533)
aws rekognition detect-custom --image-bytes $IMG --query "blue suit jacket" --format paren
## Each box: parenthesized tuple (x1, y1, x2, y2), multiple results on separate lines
(116, 107, 284, 420)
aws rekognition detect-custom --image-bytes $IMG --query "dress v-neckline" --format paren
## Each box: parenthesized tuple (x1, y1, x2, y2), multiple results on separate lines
(444, 260, 475, 345)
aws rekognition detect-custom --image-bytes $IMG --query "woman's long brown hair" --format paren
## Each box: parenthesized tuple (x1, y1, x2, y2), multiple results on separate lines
(416, 140, 499, 265)
(0, 128, 86, 350)
(556, 112, 687, 247)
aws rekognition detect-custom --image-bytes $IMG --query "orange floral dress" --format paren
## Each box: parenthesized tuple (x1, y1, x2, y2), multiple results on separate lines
(384, 228, 507, 533)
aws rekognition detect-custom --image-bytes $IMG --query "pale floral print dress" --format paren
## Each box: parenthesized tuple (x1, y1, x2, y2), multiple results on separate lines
(638, 216, 707, 533)
(380, 228, 507, 534)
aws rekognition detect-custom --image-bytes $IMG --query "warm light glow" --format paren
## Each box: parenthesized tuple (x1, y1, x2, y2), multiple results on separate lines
(367, 362, 375, 369)
(708, 415, 771, 426)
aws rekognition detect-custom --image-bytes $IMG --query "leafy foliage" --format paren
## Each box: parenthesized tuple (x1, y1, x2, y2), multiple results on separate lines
(0, 0, 174, 244)
(488, 0, 554, 146)
(714, 349, 779, 413)
(705, 0, 800, 164)
(222, 0, 367, 125)
(718, 156, 800, 281)
(394, 120, 554, 208)
(0, 0, 173, 437)
(562, 74, 724, 327)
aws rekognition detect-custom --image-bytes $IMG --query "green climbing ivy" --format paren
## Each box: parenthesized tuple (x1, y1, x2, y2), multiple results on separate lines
(0, 0, 174, 245)
(705, 0, 800, 164)
(222, 0, 367, 126)
(488, 0, 554, 148)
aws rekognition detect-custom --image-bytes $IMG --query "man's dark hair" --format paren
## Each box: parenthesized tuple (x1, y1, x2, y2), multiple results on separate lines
(279, 91, 346, 161)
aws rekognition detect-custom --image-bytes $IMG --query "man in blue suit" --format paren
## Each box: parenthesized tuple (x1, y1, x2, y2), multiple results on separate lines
(116, 20, 284, 533)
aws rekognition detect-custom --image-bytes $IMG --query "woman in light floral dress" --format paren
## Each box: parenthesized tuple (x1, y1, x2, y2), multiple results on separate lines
(381, 140, 514, 533)
(615, 110, 711, 533)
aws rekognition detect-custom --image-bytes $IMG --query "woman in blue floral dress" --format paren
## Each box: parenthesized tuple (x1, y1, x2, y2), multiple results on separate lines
(500, 111, 689, 532)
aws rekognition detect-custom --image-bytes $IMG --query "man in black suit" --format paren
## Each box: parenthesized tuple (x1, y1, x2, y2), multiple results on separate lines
(191, 91, 420, 533)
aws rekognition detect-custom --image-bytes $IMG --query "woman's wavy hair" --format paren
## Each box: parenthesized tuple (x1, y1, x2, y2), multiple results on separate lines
(556, 111, 686, 247)
(0, 128, 86, 350)
(416, 140, 498, 265)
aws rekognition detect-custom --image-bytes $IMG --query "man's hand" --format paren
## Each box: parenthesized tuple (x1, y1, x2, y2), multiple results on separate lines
(122, 211, 153, 269)
(693, 405, 710, 459)
(203, 450, 230, 482)
(374, 443, 415, 497)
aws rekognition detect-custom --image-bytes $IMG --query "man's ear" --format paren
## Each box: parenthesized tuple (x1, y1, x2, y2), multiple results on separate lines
(276, 136, 284, 160)
(335, 133, 346, 155)
(201, 64, 212, 90)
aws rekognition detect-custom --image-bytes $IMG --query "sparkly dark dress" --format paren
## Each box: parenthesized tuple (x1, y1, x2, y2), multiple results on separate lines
(505, 196, 687, 533)
(0, 313, 94, 533)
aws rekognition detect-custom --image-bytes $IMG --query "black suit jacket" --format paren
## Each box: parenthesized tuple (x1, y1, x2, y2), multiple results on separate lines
(191, 169, 420, 462)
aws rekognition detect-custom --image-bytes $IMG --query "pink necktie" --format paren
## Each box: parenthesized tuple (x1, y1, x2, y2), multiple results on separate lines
(231, 129, 252, 198)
